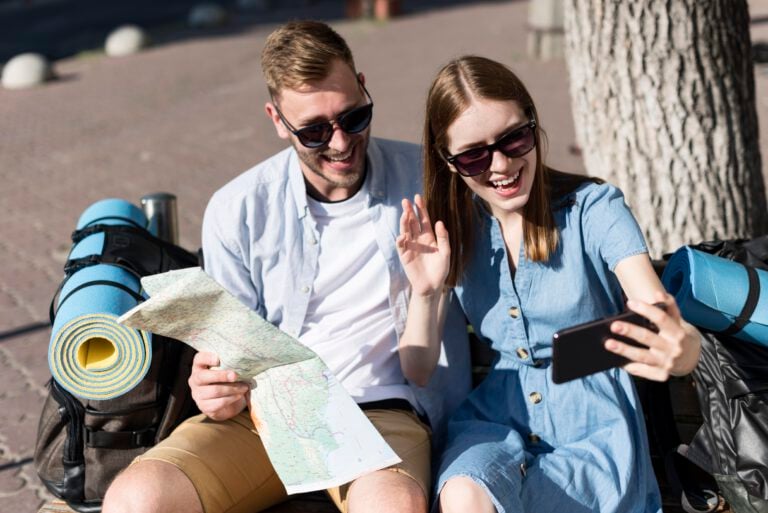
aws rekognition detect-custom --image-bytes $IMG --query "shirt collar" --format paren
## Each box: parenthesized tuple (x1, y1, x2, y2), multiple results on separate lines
(288, 137, 387, 219)
(287, 150, 309, 219)
(366, 137, 387, 203)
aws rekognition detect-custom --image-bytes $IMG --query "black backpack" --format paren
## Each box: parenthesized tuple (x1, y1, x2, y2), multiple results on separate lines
(34, 224, 200, 513)
(658, 236, 768, 513)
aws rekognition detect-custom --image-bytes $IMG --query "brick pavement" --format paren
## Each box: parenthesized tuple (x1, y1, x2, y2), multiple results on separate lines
(2, 1, 768, 511)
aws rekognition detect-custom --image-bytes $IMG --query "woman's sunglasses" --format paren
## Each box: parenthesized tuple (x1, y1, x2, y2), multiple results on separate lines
(444, 120, 537, 177)
(273, 82, 374, 149)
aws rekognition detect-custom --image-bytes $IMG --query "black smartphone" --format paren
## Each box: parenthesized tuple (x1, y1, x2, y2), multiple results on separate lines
(551, 305, 664, 384)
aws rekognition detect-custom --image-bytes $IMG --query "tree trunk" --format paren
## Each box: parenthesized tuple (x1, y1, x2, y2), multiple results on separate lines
(563, 0, 768, 256)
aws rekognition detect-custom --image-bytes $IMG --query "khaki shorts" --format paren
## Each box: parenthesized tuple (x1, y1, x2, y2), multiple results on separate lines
(136, 408, 431, 513)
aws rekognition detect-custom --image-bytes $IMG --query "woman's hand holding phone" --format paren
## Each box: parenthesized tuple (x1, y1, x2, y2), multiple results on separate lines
(605, 291, 702, 381)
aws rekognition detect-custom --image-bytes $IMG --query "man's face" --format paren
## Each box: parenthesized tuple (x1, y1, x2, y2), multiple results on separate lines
(266, 59, 371, 202)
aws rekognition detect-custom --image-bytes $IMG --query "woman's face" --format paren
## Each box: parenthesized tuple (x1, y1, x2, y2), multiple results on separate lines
(445, 98, 537, 220)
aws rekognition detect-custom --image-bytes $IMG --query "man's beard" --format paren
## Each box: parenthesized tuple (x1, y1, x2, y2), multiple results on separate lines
(294, 132, 369, 191)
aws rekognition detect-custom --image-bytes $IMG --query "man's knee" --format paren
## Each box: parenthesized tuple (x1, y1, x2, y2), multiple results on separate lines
(347, 470, 427, 513)
(102, 460, 201, 513)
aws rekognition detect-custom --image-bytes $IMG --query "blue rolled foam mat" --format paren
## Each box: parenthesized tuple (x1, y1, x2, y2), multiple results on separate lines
(68, 199, 149, 262)
(662, 247, 768, 347)
(75, 198, 147, 230)
(49, 263, 151, 400)
(49, 198, 151, 400)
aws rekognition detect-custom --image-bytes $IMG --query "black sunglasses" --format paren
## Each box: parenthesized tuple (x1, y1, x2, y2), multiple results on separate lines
(272, 82, 374, 149)
(444, 119, 537, 177)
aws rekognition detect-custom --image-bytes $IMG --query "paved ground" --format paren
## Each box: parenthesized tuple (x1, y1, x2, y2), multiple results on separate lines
(2, 0, 768, 511)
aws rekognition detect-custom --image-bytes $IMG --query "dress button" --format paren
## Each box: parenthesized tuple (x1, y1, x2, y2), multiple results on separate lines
(508, 307, 519, 318)
(516, 347, 529, 360)
(529, 391, 542, 404)
(528, 433, 541, 444)
(301, 286, 310, 293)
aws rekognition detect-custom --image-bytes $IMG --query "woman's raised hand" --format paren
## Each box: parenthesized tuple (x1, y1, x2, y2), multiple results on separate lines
(396, 194, 451, 297)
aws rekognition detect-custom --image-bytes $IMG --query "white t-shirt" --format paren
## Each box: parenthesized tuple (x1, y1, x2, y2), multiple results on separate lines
(301, 187, 415, 407)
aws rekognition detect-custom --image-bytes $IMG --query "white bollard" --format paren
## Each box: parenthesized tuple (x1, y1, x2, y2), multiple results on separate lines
(105, 25, 149, 57)
(1, 53, 51, 90)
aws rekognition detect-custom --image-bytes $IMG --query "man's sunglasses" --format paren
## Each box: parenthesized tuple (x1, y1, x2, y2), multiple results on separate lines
(444, 120, 537, 177)
(272, 82, 374, 149)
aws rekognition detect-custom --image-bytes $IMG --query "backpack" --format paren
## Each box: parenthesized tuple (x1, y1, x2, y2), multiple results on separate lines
(34, 201, 200, 513)
(660, 236, 768, 513)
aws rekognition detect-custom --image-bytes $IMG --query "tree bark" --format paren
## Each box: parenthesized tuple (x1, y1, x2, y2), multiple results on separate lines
(563, 0, 768, 256)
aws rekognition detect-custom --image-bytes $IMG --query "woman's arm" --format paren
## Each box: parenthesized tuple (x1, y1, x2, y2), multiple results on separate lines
(396, 194, 451, 387)
(610, 253, 702, 380)
(399, 290, 450, 387)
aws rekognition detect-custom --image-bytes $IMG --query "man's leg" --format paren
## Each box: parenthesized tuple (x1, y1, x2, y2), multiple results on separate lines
(327, 408, 431, 513)
(103, 460, 201, 513)
(103, 411, 287, 513)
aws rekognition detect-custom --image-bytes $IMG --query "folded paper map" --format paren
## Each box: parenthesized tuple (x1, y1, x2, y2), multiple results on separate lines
(118, 267, 401, 494)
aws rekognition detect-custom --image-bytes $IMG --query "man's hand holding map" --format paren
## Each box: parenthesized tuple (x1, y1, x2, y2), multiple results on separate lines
(118, 267, 401, 494)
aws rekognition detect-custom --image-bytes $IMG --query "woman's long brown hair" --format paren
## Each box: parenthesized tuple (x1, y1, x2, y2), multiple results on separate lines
(423, 56, 596, 287)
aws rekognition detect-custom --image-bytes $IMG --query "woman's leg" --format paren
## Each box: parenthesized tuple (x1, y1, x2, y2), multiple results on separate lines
(439, 476, 496, 513)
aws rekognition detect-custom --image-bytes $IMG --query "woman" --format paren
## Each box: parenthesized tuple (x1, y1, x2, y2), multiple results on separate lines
(396, 56, 701, 513)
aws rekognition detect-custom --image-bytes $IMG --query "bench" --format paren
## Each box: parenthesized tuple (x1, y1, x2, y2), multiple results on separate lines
(37, 333, 713, 513)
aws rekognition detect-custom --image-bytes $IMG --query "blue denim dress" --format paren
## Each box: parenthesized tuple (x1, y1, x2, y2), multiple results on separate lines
(436, 182, 662, 513)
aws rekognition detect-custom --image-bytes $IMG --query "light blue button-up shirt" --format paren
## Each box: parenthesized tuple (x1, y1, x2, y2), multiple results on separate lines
(201, 137, 471, 433)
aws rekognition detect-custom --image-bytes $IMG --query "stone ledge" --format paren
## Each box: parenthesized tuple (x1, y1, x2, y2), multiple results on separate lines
(38, 492, 338, 513)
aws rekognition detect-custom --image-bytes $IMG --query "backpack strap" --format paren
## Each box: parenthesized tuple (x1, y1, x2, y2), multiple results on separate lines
(719, 265, 760, 337)
(64, 255, 105, 275)
(50, 222, 199, 323)
(71, 223, 145, 243)
(70, 224, 198, 274)
(84, 426, 156, 449)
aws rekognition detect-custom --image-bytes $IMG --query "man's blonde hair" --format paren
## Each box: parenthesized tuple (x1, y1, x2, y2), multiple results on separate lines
(261, 20, 356, 98)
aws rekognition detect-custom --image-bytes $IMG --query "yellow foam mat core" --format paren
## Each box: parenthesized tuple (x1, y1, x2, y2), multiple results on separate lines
(76, 337, 118, 371)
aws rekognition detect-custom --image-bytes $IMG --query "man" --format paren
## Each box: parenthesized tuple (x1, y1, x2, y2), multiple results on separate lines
(103, 20, 470, 513)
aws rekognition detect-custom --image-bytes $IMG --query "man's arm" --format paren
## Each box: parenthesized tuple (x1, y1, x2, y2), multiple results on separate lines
(201, 194, 262, 312)
(188, 194, 258, 420)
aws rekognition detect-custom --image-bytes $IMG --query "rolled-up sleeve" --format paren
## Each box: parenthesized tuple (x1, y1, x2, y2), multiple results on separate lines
(581, 183, 648, 271)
